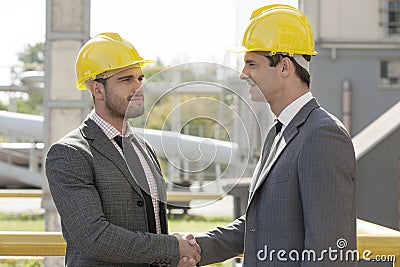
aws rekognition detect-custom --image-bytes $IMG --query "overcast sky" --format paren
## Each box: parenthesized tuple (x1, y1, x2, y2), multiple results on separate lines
(0, 0, 297, 91)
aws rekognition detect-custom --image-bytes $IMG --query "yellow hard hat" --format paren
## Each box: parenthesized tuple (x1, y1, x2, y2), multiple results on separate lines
(75, 32, 154, 90)
(237, 4, 317, 56)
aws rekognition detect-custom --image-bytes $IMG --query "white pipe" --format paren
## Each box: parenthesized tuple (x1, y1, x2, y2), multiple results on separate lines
(0, 111, 238, 164)
(133, 128, 238, 164)
(0, 160, 42, 187)
(0, 111, 43, 141)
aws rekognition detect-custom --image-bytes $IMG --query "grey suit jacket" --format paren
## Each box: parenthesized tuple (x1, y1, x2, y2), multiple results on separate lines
(196, 99, 357, 266)
(45, 118, 180, 267)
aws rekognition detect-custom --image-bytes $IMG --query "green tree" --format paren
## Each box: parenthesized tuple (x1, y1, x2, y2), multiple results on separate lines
(15, 42, 44, 115)
(17, 43, 44, 70)
(16, 93, 43, 115)
(0, 101, 7, 111)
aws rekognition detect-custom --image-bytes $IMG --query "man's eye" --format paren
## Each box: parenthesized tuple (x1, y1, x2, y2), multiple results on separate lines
(138, 77, 144, 82)
(121, 78, 132, 82)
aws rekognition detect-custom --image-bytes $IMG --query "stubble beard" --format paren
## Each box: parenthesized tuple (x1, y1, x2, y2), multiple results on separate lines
(104, 89, 144, 121)
(125, 102, 144, 119)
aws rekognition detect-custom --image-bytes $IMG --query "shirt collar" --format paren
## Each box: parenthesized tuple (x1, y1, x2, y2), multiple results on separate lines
(90, 110, 133, 139)
(276, 91, 314, 131)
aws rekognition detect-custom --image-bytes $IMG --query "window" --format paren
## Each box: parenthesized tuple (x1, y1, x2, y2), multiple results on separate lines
(380, 60, 400, 88)
(388, 0, 400, 35)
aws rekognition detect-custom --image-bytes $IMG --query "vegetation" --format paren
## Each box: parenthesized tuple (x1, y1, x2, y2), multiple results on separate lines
(17, 43, 44, 68)
(0, 42, 44, 116)
(0, 259, 43, 267)
(0, 213, 44, 232)
(15, 92, 43, 115)
(168, 214, 231, 232)
(0, 212, 231, 233)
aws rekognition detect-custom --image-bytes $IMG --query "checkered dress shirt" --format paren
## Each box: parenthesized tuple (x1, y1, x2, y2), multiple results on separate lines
(90, 111, 161, 234)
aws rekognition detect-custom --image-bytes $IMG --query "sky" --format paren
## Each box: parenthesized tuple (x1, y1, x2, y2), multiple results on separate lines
(0, 0, 297, 91)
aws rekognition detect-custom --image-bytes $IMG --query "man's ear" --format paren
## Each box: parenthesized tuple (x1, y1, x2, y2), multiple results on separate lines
(280, 57, 293, 78)
(88, 81, 105, 101)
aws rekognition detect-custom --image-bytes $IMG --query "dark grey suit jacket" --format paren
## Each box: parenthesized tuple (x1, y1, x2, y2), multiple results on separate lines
(196, 99, 357, 266)
(45, 118, 180, 267)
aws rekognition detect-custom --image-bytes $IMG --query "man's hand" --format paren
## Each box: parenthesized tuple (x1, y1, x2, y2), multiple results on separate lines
(177, 256, 196, 267)
(174, 233, 201, 266)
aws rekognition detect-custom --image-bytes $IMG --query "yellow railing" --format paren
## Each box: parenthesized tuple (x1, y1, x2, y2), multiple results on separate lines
(0, 189, 222, 202)
(357, 219, 400, 266)
(0, 232, 66, 257)
(0, 220, 399, 265)
(0, 190, 399, 266)
(0, 232, 222, 266)
(0, 189, 42, 198)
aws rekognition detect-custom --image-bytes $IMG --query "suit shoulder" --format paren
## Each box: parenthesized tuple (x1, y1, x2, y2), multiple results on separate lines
(307, 107, 350, 137)
(48, 127, 91, 156)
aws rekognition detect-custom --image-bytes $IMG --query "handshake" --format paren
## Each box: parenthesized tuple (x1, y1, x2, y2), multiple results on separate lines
(174, 233, 201, 267)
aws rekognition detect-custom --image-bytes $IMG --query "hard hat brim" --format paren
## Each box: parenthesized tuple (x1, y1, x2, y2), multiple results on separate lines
(228, 45, 318, 56)
(76, 59, 155, 90)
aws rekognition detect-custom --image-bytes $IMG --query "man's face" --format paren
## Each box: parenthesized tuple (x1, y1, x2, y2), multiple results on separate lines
(240, 52, 281, 103)
(103, 67, 145, 119)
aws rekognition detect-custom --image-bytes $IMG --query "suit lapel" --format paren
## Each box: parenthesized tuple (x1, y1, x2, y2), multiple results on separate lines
(133, 133, 168, 233)
(248, 99, 320, 205)
(254, 126, 297, 191)
(80, 118, 144, 197)
(133, 134, 167, 203)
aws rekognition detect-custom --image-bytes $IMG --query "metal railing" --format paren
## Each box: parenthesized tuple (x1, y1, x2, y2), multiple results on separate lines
(0, 189, 222, 202)
(0, 191, 399, 266)
(0, 220, 399, 265)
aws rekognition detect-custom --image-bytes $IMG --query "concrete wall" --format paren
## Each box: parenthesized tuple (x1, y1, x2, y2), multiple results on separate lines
(303, 0, 400, 136)
(303, 0, 388, 41)
(310, 47, 400, 136)
(356, 128, 400, 230)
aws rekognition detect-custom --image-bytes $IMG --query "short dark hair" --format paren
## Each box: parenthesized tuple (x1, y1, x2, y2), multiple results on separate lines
(267, 54, 311, 88)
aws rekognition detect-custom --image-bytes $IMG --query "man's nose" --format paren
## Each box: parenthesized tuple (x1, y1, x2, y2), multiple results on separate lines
(133, 85, 143, 95)
(239, 70, 248, 80)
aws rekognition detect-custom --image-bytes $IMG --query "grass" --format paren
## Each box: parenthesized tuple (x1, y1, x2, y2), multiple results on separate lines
(168, 213, 232, 232)
(0, 212, 232, 233)
(0, 213, 45, 232)
(0, 259, 43, 267)
(0, 213, 235, 267)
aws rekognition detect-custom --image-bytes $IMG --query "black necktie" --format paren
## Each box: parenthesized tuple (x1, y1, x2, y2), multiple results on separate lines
(114, 135, 123, 151)
(275, 120, 283, 135)
(257, 120, 283, 174)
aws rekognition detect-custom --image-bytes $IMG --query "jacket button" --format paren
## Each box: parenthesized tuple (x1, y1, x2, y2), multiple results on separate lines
(137, 201, 144, 207)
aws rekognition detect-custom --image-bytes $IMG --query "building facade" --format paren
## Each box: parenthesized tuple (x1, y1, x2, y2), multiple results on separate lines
(302, 0, 400, 136)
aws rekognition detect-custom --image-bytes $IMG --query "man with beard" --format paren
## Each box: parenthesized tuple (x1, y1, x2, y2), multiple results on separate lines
(45, 32, 200, 267)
